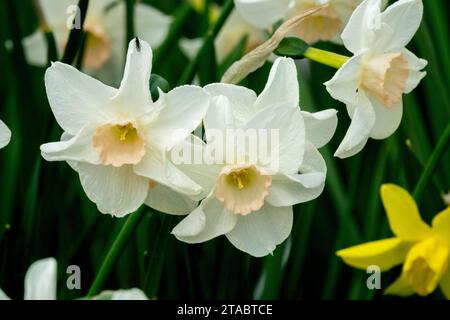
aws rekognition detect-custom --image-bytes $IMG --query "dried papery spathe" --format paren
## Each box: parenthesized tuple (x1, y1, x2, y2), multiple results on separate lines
(221, 5, 325, 84)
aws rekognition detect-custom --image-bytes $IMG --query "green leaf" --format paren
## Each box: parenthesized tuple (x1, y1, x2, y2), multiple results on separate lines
(274, 37, 310, 59)
(150, 74, 170, 101)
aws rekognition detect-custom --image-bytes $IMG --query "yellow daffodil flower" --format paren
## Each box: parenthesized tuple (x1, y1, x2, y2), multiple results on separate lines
(337, 184, 450, 298)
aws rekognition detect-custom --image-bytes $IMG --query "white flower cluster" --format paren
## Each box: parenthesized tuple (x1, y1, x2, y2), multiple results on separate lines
(0, 0, 426, 260)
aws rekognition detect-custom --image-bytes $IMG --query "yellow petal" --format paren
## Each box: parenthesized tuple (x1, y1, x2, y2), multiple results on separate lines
(385, 276, 415, 297)
(337, 237, 410, 271)
(380, 184, 431, 240)
(432, 207, 450, 245)
(440, 270, 450, 300)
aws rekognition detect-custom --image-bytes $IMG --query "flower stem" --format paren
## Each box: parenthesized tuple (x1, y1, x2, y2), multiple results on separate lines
(413, 123, 450, 201)
(143, 215, 174, 297)
(86, 209, 145, 297)
(304, 47, 349, 69)
(177, 0, 234, 86)
(61, 0, 89, 64)
(126, 0, 135, 43)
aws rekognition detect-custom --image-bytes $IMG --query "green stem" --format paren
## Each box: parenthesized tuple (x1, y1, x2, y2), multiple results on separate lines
(412, 124, 450, 201)
(126, 0, 135, 43)
(87, 209, 144, 297)
(61, 0, 89, 64)
(177, 0, 234, 86)
(143, 215, 174, 297)
(304, 47, 349, 69)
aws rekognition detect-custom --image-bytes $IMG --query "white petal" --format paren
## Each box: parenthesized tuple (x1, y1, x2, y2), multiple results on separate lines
(113, 38, 153, 114)
(72, 162, 148, 217)
(243, 105, 305, 175)
(169, 135, 222, 196)
(402, 49, 427, 94)
(203, 95, 239, 142)
(255, 57, 299, 111)
(88, 0, 119, 17)
(0, 120, 11, 149)
(266, 142, 326, 206)
(40, 125, 100, 164)
(172, 195, 238, 243)
(135, 3, 172, 49)
(333, 0, 369, 28)
(22, 30, 47, 66)
(226, 204, 293, 257)
(133, 147, 203, 198)
(234, 0, 294, 29)
(378, 0, 423, 52)
(301, 109, 338, 148)
(44, 62, 117, 135)
(205, 83, 257, 126)
(38, 0, 75, 28)
(341, 0, 382, 53)
(369, 97, 403, 140)
(325, 53, 364, 105)
(0, 289, 11, 300)
(24, 257, 57, 300)
(334, 92, 376, 158)
(146, 85, 210, 150)
(144, 183, 198, 215)
(92, 288, 148, 300)
(110, 288, 148, 300)
(179, 37, 202, 60)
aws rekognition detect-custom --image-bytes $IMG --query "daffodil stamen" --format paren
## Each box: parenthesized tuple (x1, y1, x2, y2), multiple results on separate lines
(118, 123, 133, 141)
(41, 38, 209, 217)
(230, 169, 248, 190)
(215, 165, 272, 216)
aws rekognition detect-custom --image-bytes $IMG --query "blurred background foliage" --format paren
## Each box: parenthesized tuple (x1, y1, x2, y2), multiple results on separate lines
(0, 0, 448, 300)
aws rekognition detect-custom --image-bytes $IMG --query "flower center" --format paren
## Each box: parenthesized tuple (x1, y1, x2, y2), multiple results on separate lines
(92, 122, 146, 167)
(148, 179, 158, 189)
(289, 3, 341, 44)
(402, 237, 449, 296)
(361, 52, 409, 107)
(82, 22, 112, 70)
(215, 165, 272, 215)
(230, 169, 249, 190)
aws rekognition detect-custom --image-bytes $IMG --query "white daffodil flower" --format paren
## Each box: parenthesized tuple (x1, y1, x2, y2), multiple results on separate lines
(23, 0, 171, 84)
(172, 57, 337, 257)
(325, 0, 427, 158)
(180, 9, 267, 64)
(0, 120, 11, 149)
(0, 257, 57, 300)
(40, 38, 210, 217)
(0, 257, 148, 300)
(234, 0, 364, 44)
(92, 288, 148, 300)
